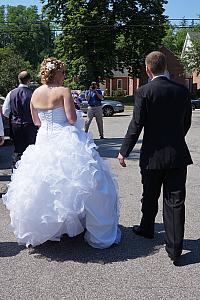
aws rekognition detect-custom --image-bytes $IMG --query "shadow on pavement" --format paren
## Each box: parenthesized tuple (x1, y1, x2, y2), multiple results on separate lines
(0, 140, 13, 170)
(24, 223, 166, 264)
(0, 224, 199, 266)
(0, 242, 24, 257)
(175, 238, 200, 267)
(95, 138, 142, 159)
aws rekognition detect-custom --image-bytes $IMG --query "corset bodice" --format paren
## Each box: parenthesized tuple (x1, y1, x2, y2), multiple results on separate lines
(38, 106, 68, 131)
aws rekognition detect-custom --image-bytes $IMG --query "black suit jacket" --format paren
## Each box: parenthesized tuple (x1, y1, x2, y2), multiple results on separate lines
(120, 76, 193, 169)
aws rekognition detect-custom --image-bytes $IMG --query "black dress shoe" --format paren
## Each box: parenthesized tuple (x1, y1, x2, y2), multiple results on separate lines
(132, 225, 154, 239)
(167, 253, 181, 263)
(168, 254, 181, 266)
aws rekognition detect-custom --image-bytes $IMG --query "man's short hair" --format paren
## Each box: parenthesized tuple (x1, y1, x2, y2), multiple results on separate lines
(18, 71, 31, 84)
(145, 51, 167, 75)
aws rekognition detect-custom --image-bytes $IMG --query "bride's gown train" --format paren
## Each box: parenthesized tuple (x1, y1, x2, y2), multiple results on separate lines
(3, 107, 121, 248)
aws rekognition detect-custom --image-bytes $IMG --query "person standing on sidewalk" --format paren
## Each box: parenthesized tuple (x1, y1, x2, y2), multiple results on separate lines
(85, 81, 104, 139)
(2, 71, 38, 168)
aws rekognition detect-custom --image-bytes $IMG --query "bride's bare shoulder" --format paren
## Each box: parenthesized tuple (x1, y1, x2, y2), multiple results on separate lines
(31, 85, 46, 103)
(59, 86, 70, 91)
(60, 86, 71, 95)
(32, 85, 46, 94)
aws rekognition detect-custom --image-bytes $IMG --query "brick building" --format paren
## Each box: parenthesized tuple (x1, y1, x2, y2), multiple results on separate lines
(102, 46, 186, 96)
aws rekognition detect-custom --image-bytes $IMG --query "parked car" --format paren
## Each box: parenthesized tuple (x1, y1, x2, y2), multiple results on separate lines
(191, 98, 200, 110)
(80, 99, 124, 117)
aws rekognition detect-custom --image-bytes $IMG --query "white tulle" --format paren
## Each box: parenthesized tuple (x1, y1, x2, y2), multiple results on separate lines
(3, 108, 121, 248)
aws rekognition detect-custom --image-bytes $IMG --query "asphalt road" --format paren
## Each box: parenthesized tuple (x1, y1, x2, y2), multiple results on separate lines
(0, 110, 200, 300)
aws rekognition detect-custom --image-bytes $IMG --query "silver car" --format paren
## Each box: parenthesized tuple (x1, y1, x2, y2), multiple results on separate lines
(80, 99, 124, 117)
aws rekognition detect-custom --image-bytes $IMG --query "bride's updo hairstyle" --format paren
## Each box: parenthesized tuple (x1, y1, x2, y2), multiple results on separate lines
(40, 57, 65, 84)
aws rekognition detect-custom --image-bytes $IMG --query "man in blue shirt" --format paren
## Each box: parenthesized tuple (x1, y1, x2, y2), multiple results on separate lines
(85, 81, 104, 139)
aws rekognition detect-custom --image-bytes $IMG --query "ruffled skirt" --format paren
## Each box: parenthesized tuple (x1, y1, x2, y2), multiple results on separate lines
(3, 122, 121, 248)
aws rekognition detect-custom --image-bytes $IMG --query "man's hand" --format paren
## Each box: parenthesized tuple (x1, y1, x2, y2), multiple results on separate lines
(117, 153, 126, 167)
(0, 136, 4, 146)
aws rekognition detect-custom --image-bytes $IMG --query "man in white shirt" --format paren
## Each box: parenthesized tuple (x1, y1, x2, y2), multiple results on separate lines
(2, 71, 37, 168)
(0, 106, 4, 145)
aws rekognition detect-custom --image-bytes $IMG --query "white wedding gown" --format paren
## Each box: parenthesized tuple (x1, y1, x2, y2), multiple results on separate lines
(3, 107, 121, 248)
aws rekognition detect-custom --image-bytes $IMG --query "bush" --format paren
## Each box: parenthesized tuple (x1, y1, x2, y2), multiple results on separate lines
(105, 95, 134, 106)
(113, 89, 125, 97)
(192, 89, 200, 99)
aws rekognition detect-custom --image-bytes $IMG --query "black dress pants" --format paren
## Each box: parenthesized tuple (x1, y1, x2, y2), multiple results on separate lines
(140, 168, 187, 257)
(11, 123, 37, 168)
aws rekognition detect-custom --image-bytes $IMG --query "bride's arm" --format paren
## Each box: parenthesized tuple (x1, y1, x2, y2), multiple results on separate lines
(63, 87, 77, 124)
(30, 101, 41, 127)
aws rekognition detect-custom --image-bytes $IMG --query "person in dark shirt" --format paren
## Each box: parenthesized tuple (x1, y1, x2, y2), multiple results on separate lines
(72, 91, 82, 110)
(2, 71, 38, 168)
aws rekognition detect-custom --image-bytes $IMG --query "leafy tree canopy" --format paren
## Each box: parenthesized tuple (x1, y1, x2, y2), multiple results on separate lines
(0, 48, 33, 96)
(0, 5, 54, 68)
(42, 0, 167, 88)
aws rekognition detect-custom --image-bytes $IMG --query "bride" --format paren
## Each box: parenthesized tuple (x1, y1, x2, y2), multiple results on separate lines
(3, 57, 121, 249)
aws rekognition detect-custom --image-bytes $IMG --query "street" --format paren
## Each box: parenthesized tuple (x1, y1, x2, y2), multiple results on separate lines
(0, 110, 200, 300)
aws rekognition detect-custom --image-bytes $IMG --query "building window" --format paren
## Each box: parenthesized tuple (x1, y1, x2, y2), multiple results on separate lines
(117, 79, 122, 90)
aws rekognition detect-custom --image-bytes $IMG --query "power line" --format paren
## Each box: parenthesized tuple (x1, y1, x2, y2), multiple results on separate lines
(0, 18, 199, 25)
(0, 18, 199, 33)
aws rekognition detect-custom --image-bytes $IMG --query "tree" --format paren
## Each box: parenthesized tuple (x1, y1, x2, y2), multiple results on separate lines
(51, 0, 118, 87)
(114, 0, 167, 77)
(162, 19, 200, 57)
(0, 48, 32, 96)
(182, 37, 200, 75)
(0, 5, 55, 68)
(43, 0, 167, 88)
(162, 22, 177, 54)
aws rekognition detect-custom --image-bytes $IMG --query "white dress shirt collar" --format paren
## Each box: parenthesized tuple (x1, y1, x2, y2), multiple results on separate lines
(152, 74, 167, 80)
(18, 84, 29, 88)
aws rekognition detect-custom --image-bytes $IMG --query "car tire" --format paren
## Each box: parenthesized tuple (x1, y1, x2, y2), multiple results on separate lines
(192, 104, 196, 110)
(103, 106, 114, 117)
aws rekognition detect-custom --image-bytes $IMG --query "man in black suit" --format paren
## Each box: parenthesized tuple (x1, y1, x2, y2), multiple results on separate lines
(118, 51, 193, 262)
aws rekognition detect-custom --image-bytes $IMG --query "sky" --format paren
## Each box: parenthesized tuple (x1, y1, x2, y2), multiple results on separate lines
(1, 0, 200, 20)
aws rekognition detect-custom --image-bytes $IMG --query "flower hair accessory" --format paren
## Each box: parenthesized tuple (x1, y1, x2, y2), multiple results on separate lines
(46, 62, 56, 71)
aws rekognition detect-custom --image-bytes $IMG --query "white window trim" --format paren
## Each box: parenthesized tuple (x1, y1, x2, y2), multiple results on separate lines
(117, 79, 122, 90)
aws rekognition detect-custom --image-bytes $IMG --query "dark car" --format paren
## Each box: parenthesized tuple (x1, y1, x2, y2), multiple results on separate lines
(80, 99, 124, 117)
(191, 98, 200, 110)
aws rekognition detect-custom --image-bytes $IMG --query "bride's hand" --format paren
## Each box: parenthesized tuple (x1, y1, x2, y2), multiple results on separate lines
(117, 153, 126, 167)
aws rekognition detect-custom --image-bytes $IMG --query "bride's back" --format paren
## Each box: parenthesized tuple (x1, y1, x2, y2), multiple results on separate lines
(31, 85, 66, 110)
(30, 57, 77, 125)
